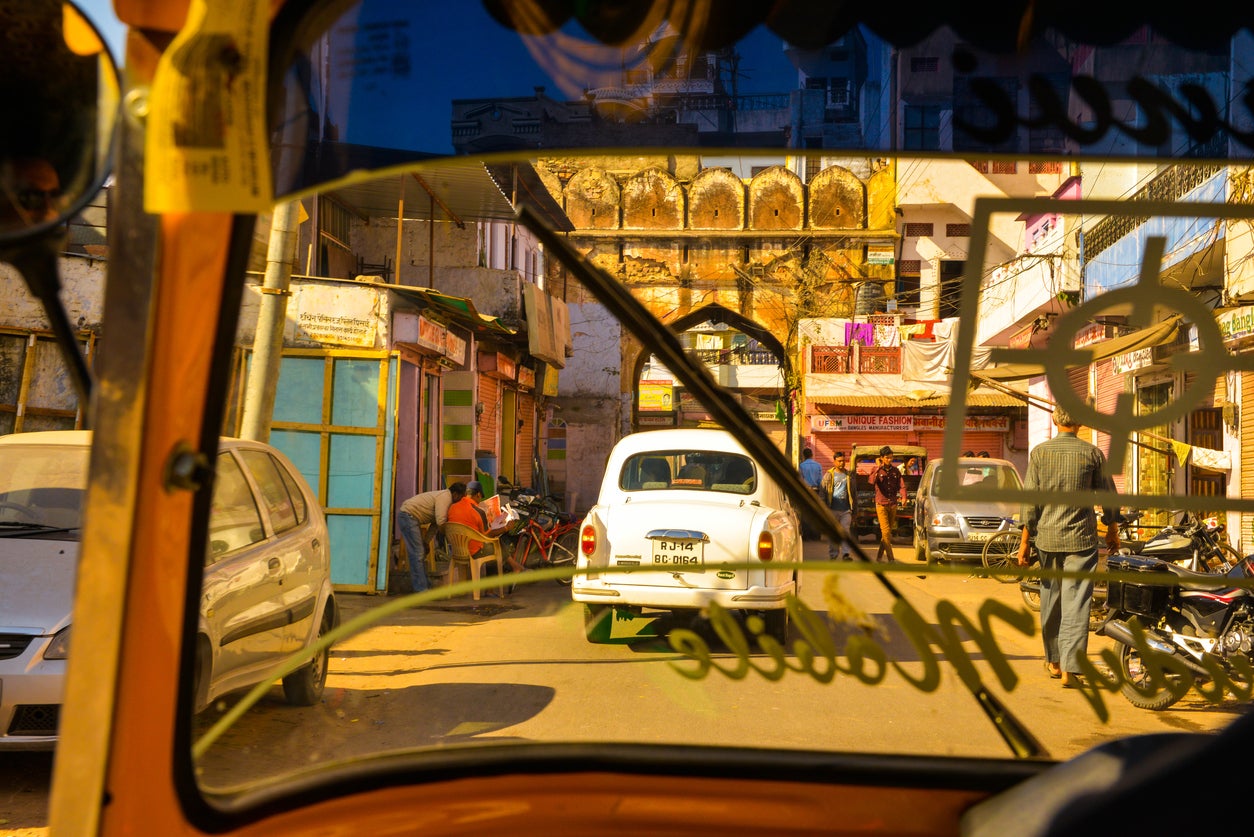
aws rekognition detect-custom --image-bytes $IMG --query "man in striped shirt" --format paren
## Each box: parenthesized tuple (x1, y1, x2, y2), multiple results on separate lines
(1016, 406, 1120, 689)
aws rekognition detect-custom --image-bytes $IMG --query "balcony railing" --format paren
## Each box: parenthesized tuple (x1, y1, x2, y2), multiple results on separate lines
(810, 345, 901, 374)
(692, 347, 778, 366)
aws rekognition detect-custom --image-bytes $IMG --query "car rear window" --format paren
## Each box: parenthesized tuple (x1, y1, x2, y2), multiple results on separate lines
(620, 451, 756, 494)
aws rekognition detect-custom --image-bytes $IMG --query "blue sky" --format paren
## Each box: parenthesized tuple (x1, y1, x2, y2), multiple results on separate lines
(75, 0, 126, 63)
(66, 2, 799, 157)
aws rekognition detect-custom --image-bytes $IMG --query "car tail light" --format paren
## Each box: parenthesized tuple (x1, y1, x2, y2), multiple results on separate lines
(757, 531, 774, 561)
(581, 524, 597, 555)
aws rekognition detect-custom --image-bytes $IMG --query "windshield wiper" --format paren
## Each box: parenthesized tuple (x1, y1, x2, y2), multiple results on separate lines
(0, 521, 80, 537)
(516, 203, 1048, 761)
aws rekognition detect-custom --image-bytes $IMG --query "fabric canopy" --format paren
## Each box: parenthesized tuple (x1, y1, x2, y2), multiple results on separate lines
(972, 314, 1184, 385)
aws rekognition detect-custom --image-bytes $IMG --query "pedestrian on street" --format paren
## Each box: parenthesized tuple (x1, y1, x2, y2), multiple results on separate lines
(799, 446, 823, 539)
(871, 445, 905, 562)
(1016, 406, 1119, 689)
(450, 479, 512, 569)
(822, 451, 854, 560)
(398, 482, 467, 594)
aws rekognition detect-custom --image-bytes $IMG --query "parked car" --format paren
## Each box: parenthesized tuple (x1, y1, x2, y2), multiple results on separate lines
(573, 428, 801, 643)
(912, 456, 1023, 564)
(0, 431, 337, 749)
(849, 444, 927, 540)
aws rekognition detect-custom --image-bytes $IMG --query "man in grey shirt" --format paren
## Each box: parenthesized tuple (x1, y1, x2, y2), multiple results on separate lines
(398, 482, 466, 593)
(1016, 406, 1119, 688)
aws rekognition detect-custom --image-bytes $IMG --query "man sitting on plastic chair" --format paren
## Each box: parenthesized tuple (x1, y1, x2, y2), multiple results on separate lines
(446, 480, 510, 599)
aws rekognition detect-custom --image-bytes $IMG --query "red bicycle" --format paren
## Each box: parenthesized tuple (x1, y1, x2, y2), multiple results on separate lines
(505, 494, 580, 585)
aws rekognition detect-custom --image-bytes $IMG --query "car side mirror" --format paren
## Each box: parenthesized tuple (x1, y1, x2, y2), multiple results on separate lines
(0, 1, 120, 402)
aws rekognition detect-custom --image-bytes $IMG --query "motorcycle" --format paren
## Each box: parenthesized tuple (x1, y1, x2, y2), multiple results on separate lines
(1097, 551, 1254, 710)
(1019, 511, 1239, 618)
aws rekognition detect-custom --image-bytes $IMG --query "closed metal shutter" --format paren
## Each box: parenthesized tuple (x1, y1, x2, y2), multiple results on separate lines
(917, 431, 1002, 461)
(1093, 359, 1127, 492)
(1241, 372, 1254, 548)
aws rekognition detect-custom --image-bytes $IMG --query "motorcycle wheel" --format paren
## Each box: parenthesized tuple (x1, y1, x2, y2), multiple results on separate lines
(1118, 642, 1187, 710)
(981, 531, 1021, 584)
(1020, 586, 1040, 611)
(1210, 542, 1242, 572)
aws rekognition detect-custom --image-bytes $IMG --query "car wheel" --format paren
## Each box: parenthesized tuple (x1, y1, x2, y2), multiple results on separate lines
(283, 606, 333, 706)
(763, 608, 788, 645)
(913, 527, 930, 563)
(584, 604, 612, 643)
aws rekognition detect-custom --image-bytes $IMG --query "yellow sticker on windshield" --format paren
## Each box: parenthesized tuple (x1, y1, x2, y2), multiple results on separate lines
(144, 0, 272, 212)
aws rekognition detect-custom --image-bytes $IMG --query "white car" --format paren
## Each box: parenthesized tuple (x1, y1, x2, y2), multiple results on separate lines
(0, 431, 337, 749)
(573, 428, 801, 643)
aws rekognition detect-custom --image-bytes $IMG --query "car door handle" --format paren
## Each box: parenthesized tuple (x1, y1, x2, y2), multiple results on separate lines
(268, 557, 282, 573)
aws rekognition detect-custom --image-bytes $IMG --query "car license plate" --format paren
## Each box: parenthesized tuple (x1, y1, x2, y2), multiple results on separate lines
(651, 538, 704, 566)
(969, 532, 995, 542)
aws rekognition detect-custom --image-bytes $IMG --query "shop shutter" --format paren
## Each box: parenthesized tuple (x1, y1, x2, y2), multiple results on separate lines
(917, 431, 1002, 462)
(1093, 359, 1127, 492)
(517, 391, 535, 488)
(477, 375, 500, 449)
(1242, 372, 1254, 547)
(812, 431, 912, 470)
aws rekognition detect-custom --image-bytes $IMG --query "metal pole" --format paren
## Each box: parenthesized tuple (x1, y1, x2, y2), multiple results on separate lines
(239, 200, 300, 441)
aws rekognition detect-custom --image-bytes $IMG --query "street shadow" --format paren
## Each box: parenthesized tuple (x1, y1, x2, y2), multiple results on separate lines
(195, 681, 556, 790)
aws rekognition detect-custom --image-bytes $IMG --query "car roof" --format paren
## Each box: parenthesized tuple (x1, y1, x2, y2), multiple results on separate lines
(0, 429, 93, 447)
(927, 457, 1017, 468)
(609, 428, 751, 456)
(0, 430, 266, 452)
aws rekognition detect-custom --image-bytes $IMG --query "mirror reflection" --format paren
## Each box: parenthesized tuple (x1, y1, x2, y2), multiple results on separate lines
(0, 0, 118, 240)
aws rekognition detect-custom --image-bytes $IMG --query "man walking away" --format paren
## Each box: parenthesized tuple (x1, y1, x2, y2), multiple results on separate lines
(1016, 406, 1119, 689)
(799, 447, 823, 539)
(822, 451, 854, 560)
(398, 482, 467, 594)
(871, 446, 904, 562)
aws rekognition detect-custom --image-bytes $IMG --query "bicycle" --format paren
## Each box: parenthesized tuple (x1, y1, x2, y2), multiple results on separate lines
(980, 521, 1032, 584)
(505, 494, 581, 586)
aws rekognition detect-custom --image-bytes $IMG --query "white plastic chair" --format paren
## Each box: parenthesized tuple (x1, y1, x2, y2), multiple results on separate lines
(442, 522, 505, 600)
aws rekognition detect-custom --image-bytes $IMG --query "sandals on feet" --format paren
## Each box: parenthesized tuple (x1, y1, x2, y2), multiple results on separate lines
(1045, 662, 1062, 679)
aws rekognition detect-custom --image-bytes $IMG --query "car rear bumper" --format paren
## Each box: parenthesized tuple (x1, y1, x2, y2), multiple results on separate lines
(571, 579, 796, 611)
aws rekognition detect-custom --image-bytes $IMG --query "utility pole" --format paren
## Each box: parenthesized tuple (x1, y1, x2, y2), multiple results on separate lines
(240, 200, 301, 441)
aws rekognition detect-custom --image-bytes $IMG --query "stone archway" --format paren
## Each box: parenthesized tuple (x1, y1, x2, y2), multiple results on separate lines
(628, 303, 794, 455)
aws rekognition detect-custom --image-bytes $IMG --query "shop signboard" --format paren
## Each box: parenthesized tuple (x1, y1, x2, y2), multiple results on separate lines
(813, 414, 1010, 432)
(639, 380, 674, 411)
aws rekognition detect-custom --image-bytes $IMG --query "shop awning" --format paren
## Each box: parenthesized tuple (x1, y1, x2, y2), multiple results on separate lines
(972, 313, 1184, 385)
(385, 284, 517, 337)
(809, 392, 1026, 409)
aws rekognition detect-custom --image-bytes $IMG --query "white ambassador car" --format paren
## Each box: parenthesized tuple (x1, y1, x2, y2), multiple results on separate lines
(0, 431, 337, 749)
(573, 428, 801, 644)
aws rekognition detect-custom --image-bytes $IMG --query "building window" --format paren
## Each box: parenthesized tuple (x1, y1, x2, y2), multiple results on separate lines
(896, 274, 921, 305)
(910, 56, 939, 72)
(953, 76, 1020, 153)
(904, 223, 934, 237)
(938, 260, 966, 319)
(903, 105, 941, 151)
(946, 223, 970, 237)
(991, 161, 1017, 174)
(899, 260, 922, 275)
(1028, 161, 1064, 174)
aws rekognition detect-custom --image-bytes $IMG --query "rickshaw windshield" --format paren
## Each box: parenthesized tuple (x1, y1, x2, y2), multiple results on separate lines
(102, 0, 1254, 822)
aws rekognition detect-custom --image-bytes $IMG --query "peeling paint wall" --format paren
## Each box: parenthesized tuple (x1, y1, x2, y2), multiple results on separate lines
(552, 301, 622, 509)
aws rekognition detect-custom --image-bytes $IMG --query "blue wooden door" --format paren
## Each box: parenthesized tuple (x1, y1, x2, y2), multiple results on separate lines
(269, 350, 397, 592)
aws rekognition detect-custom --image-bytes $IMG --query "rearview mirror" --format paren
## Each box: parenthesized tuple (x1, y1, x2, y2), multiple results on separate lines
(0, 0, 119, 241)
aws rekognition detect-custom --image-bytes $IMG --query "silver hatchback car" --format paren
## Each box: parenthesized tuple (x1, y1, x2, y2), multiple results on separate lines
(0, 431, 337, 749)
(911, 457, 1023, 564)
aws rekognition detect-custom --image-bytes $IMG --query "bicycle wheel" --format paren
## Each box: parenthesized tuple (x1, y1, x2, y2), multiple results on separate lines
(548, 528, 579, 586)
(981, 531, 1022, 583)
